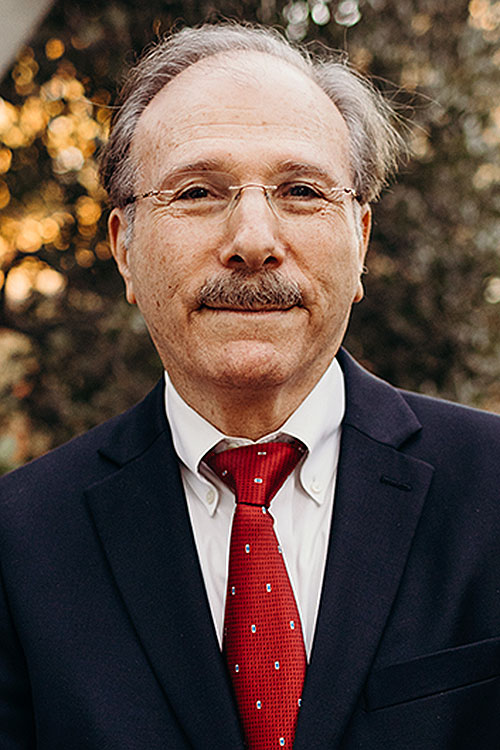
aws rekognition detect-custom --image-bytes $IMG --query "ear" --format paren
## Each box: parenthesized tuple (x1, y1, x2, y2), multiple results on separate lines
(354, 204, 372, 304)
(108, 208, 137, 305)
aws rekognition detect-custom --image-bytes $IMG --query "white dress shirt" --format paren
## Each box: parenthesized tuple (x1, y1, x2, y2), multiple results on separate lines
(164, 358, 345, 659)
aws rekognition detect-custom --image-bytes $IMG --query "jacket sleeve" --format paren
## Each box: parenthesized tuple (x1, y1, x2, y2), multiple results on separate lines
(0, 568, 35, 749)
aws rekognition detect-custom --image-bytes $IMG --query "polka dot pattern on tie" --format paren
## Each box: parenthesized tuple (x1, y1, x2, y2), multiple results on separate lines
(205, 441, 307, 750)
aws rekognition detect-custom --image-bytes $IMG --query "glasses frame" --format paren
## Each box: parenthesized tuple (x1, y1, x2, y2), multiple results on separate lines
(122, 181, 360, 213)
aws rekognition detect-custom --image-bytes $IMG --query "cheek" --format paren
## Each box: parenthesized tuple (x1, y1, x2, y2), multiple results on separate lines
(130, 219, 185, 300)
(128, 241, 180, 325)
(304, 230, 362, 303)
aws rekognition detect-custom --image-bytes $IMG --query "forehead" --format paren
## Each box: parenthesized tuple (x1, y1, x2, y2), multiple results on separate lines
(132, 50, 352, 185)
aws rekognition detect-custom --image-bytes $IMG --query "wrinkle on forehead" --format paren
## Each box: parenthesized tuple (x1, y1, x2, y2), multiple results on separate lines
(131, 50, 353, 190)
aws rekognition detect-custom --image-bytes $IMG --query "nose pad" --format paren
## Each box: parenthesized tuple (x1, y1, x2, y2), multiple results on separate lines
(228, 184, 274, 214)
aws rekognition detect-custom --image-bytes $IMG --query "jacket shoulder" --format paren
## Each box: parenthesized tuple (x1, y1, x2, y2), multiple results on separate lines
(401, 387, 500, 442)
(0, 379, 167, 509)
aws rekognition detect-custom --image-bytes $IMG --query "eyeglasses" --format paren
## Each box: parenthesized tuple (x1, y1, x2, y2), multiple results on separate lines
(123, 171, 359, 221)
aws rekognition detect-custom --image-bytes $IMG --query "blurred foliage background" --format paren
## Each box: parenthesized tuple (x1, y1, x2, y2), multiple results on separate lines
(0, 0, 499, 473)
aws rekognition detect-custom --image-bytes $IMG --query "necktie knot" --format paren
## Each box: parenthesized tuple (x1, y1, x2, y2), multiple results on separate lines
(205, 440, 305, 508)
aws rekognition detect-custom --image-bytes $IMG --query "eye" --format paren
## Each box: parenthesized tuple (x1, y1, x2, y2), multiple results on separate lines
(279, 182, 325, 199)
(176, 185, 212, 201)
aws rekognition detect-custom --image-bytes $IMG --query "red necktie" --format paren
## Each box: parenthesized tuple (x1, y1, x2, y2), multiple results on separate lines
(205, 441, 307, 750)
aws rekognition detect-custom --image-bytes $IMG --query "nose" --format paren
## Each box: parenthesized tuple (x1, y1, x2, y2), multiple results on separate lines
(218, 186, 285, 271)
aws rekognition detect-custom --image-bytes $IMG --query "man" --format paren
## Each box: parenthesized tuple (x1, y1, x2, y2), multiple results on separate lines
(1, 23, 500, 750)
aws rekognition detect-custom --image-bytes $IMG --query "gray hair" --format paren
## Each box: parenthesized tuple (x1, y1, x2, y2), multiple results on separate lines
(99, 23, 406, 216)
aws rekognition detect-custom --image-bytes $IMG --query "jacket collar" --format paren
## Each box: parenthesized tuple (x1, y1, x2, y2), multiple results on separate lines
(338, 348, 422, 446)
(97, 349, 421, 468)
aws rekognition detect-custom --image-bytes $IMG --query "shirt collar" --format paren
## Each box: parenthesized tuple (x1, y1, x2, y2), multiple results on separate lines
(165, 357, 345, 513)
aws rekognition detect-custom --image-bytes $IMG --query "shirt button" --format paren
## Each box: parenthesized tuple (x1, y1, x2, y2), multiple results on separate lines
(206, 489, 216, 504)
(311, 479, 322, 493)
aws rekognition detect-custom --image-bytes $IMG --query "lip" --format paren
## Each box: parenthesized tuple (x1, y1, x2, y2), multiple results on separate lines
(201, 305, 298, 313)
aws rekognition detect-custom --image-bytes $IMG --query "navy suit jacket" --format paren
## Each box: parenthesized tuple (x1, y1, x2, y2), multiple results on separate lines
(1, 349, 500, 749)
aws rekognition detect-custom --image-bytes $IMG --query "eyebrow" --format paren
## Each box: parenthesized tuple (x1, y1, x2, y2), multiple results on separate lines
(157, 159, 227, 187)
(157, 158, 345, 187)
(271, 160, 345, 186)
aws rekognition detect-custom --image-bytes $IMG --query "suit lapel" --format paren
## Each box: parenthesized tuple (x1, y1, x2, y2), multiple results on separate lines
(294, 352, 435, 749)
(85, 384, 243, 749)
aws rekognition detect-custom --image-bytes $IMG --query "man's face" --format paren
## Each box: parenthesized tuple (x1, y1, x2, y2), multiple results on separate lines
(109, 51, 370, 404)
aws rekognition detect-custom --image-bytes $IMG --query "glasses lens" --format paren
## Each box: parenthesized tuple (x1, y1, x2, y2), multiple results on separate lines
(154, 172, 232, 215)
(269, 180, 352, 220)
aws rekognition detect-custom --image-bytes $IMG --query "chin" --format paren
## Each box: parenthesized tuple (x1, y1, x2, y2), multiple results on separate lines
(204, 342, 298, 389)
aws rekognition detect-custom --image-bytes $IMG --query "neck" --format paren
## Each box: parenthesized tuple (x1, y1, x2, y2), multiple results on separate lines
(168, 369, 329, 440)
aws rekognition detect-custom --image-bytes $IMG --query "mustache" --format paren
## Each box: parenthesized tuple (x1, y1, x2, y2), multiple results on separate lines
(197, 270, 303, 310)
